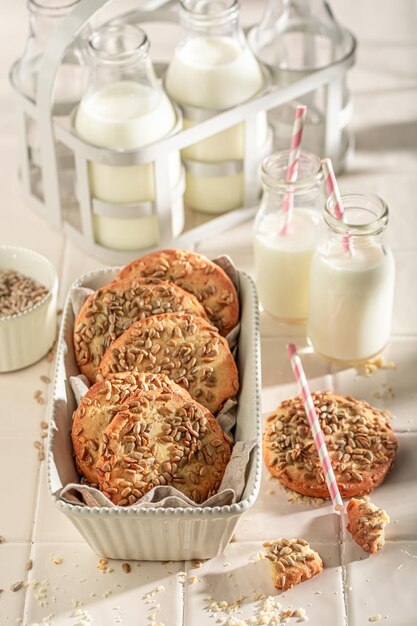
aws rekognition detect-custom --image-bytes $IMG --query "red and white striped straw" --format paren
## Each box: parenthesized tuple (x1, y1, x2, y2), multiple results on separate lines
(321, 157, 351, 253)
(280, 105, 307, 235)
(287, 343, 344, 512)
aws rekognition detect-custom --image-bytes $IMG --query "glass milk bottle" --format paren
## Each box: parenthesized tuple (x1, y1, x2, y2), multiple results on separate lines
(74, 24, 183, 251)
(13, 0, 87, 200)
(307, 194, 395, 363)
(165, 0, 268, 214)
(249, 0, 355, 173)
(254, 151, 324, 322)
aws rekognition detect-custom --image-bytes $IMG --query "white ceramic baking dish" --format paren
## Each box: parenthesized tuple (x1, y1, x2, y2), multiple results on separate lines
(47, 266, 261, 561)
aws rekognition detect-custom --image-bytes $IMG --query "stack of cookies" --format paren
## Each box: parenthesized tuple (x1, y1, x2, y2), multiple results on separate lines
(71, 250, 240, 505)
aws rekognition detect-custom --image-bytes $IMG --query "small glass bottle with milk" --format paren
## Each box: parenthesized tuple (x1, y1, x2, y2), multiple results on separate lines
(165, 0, 269, 214)
(254, 151, 324, 323)
(74, 24, 183, 251)
(307, 194, 395, 363)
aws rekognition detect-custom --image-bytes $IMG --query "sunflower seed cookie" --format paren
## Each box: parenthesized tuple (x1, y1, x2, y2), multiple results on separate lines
(347, 498, 390, 554)
(74, 278, 207, 383)
(95, 388, 232, 505)
(263, 538, 323, 591)
(117, 249, 239, 336)
(98, 312, 239, 414)
(263, 392, 398, 499)
(72, 372, 188, 485)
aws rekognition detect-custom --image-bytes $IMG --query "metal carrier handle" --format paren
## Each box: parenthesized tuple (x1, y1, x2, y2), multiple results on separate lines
(31, 0, 356, 263)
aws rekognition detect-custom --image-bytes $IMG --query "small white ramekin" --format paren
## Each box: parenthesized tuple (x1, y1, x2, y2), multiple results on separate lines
(0, 246, 58, 372)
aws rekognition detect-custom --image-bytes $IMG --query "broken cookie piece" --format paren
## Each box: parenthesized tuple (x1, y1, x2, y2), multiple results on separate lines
(347, 498, 390, 554)
(263, 538, 323, 591)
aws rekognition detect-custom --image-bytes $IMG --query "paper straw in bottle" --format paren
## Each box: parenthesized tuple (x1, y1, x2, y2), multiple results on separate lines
(279, 105, 307, 236)
(321, 157, 351, 253)
(287, 343, 344, 512)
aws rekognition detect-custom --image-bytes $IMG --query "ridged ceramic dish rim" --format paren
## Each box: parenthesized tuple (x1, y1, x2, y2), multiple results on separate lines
(47, 265, 262, 523)
(0, 245, 58, 372)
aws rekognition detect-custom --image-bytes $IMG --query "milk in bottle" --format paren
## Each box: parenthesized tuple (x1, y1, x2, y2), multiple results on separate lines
(254, 151, 324, 322)
(307, 194, 395, 362)
(74, 24, 182, 251)
(165, 0, 268, 214)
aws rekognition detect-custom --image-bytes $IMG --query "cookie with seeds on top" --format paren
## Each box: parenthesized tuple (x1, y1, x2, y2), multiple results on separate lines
(74, 277, 207, 383)
(263, 392, 398, 499)
(263, 538, 323, 591)
(347, 498, 390, 554)
(116, 249, 239, 336)
(72, 371, 189, 485)
(97, 312, 239, 414)
(95, 388, 232, 505)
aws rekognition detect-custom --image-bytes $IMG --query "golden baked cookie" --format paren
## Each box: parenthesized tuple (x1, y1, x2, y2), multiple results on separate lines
(263, 538, 323, 591)
(95, 388, 232, 505)
(71, 372, 188, 485)
(347, 498, 390, 554)
(74, 277, 207, 382)
(263, 392, 398, 499)
(117, 249, 239, 336)
(97, 312, 239, 414)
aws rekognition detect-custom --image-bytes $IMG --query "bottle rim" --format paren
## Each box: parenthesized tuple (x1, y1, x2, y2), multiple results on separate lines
(87, 24, 149, 64)
(29, 0, 80, 14)
(261, 150, 323, 192)
(324, 193, 389, 236)
(180, 0, 240, 26)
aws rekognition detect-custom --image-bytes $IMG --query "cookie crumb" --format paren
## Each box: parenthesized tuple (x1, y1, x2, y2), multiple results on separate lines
(357, 357, 396, 377)
(122, 563, 131, 574)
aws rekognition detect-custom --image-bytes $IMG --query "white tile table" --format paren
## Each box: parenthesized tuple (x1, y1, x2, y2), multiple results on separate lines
(1, 1, 417, 624)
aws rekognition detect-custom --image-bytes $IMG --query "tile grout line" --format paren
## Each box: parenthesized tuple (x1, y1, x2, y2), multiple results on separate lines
(19, 441, 47, 623)
(181, 566, 187, 626)
(339, 515, 350, 626)
(19, 373, 56, 624)
(19, 236, 69, 625)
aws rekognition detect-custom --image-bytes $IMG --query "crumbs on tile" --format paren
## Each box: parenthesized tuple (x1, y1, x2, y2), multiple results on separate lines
(357, 357, 396, 378)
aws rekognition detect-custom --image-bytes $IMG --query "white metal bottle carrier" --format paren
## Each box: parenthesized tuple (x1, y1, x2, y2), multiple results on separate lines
(9, 0, 356, 265)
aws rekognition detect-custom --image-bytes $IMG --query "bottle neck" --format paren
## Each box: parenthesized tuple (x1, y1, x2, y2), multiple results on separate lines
(261, 150, 323, 198)
(16, 0, 83, 101)
(251, 0, 353, 73)
(27, 0, 81, 39)
(323, 194, 389, 248)
(85, 24, 159, 94)
(179, 0, 242, 41)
